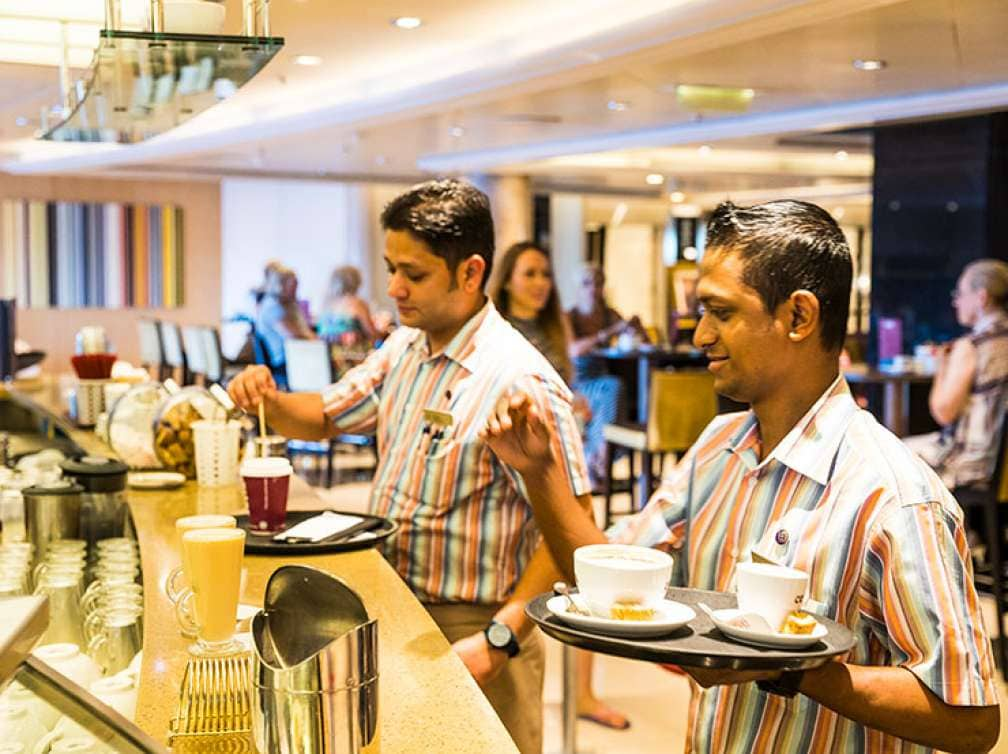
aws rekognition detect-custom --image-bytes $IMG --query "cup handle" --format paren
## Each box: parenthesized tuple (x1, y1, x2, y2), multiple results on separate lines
(87, 634, 107, 671)
(174, 589, 198, 636)
(83, 612, 103, 645)
(165, 566, 186, 603)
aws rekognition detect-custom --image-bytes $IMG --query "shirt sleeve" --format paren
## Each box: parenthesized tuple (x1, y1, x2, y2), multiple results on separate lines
(319, 331, 403, 436)
(861, 500, 999, 706)
(502, 373, 592, 501)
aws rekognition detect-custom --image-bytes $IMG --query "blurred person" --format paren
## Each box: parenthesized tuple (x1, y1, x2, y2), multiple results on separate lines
(319, 265, 379, 345)
(482, 200, 999, 754)
(905, 259, 1008, 491)
(491, 241, 629, 731)
(228, 180, 591, 754)
(255, 264, 315, 368)
(567, 264, 649, 485)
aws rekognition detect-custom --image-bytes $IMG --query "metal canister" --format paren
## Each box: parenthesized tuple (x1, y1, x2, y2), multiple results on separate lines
(252, 565, 378, 754)
(23, 480, 83, 564)
(0, 431, 10, 468)
(59, 456, 129, 547)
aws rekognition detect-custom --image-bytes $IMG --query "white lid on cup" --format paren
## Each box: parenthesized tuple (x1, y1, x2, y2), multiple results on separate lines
(240, 457, 293, 477)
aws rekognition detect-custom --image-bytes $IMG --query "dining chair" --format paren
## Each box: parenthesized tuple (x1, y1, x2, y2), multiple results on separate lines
(159, 321, 188, 385)
(136, 319, 166, 381)
(283, 338, 376, 487)
(181, 325, 209, 386)
(602, 369, 718, 527)
(952, 410, 1008, 681)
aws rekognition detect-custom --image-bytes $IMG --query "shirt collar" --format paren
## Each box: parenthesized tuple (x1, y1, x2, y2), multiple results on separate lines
(407, 298, 496, 371)
(725, 375, 857, 486)
(973, 310, 1008, 335)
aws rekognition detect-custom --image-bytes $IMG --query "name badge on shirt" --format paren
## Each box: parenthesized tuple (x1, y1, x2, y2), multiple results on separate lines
(423, 408, 454, 427)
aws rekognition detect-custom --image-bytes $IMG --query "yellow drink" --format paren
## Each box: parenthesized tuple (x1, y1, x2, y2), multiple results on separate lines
(181, 527, 245, 646)
(174, 514, 236, 586)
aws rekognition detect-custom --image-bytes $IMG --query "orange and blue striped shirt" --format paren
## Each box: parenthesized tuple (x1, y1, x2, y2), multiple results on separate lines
(610, 377, 998, 753)
(322, 301, 591, 604)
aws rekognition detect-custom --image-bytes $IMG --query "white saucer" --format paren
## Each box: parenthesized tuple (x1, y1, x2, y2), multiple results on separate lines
(128, 471, 186, 489)
(546, 596, 695, 638)
(707, 608, 828, 649)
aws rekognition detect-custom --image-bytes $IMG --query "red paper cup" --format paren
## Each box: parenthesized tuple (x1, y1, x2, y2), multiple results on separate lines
(240, 457, 293, 535)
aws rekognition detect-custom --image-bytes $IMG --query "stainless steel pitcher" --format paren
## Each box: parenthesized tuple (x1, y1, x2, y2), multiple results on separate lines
(251, 565, 378, 754)
(23, 480, 83, 565)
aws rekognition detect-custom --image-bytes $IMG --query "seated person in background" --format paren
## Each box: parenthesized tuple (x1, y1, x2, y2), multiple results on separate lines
(255, 264, 315, 368)
(905, 259, 1008, 491)
(490, 241, 629, 731)
(566, 264, 649, 484)
(483, 200, 999, 754)
(318, 265, 379, 346)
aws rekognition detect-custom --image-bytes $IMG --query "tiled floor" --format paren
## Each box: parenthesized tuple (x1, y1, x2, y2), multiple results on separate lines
(315, 466, 1008, 754)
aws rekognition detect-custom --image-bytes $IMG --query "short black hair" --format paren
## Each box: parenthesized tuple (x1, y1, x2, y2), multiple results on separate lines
(705, 200, 852, 352)
(380, 179, 495, 286)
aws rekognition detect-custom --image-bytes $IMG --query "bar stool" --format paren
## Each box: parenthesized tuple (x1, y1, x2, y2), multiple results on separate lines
(136, 319, 165, 381)
(181, 325, 209, 385)
(602, 370, 717, 527)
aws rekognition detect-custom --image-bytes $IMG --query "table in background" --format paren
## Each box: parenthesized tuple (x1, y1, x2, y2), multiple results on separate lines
(844, 366, 934, 437)
(590, 345, 708, 423)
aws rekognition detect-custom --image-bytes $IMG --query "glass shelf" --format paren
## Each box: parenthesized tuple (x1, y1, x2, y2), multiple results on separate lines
(43, 30, 284, 144)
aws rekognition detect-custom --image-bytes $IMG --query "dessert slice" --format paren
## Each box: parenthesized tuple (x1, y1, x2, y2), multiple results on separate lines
(780, 610, 818, 635)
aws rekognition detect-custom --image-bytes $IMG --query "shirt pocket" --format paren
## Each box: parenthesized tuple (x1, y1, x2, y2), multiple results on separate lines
(749, 508, 816, 568)
(412, 434, 465, 512)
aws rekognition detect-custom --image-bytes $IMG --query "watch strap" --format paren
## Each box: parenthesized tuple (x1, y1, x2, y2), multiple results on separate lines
(757, 670, 804, 698)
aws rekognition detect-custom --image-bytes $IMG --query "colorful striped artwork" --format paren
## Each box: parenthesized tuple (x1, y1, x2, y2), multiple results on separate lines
(0, 199, 184, 308)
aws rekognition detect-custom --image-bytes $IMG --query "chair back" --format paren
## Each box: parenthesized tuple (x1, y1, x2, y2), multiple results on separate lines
(181, 325, 209, 379)
(201, 327, 224, 383)
(284, 339, 333, 393)
(136, 319, 164, 372)
(159, 321, 185, 369)
(646, 369, 718, 452)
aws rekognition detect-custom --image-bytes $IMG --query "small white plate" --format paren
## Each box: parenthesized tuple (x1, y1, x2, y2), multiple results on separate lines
(707, 608, 828, 649)
(546, 596, 695, 638)
(236, 604, 259, 622)
(127, 471, 186, 489)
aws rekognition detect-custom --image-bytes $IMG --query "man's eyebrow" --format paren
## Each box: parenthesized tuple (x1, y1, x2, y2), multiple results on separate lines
(383, 258, 421, 271)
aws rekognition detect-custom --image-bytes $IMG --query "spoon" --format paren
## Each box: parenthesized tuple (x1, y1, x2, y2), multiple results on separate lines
(553, 581, 590, 616)
(698, 602, 773, 633)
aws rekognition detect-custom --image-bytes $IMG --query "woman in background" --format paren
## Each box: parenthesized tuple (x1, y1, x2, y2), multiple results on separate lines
(319, 265, 378, 346)
(255, 264, 315, 368)
(491, 242, 630, 732)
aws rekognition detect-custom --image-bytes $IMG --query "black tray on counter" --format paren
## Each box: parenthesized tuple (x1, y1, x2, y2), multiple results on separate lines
(526, 587, 855, 671)
(238, 509, 397, 555)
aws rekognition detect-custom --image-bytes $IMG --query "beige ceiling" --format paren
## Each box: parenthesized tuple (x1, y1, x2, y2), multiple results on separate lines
(0, 0, 1005, 209)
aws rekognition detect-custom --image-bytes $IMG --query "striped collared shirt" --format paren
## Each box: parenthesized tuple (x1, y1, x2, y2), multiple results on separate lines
(609, 377, 998, 754)
(322, 300, 590, 604)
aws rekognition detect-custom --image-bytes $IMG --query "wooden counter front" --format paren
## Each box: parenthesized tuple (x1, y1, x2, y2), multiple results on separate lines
(9, 378, 519, 753)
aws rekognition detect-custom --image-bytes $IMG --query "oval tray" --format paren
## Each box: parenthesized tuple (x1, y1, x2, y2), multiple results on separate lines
(526, 586, 855, 671)
(237, 509, 397, 555)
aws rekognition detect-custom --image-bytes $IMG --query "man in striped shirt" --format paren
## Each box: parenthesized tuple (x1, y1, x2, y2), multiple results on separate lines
(484, 200, 1000, 752)
(228, 179, 590, 753)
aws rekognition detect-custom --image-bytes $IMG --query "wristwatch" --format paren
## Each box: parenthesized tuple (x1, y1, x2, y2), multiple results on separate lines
(757, 670, 805, 698)
(484, 621, 520, 658)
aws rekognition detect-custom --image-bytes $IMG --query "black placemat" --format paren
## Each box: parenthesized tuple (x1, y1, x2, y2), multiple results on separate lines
(526, 587, 855, 671)
(238, 509, 397, 555)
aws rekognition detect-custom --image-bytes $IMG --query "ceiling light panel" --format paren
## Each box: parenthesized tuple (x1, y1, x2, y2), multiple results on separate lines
(392, 16, 422, 30)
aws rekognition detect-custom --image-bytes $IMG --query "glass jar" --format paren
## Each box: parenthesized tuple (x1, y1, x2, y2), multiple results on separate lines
(152, 386, 225, 479)
(106, 383, 167, 469)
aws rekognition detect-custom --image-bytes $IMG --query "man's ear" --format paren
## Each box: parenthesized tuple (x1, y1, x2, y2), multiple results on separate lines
(784, 290, 820, 343)
(460, 255, 486, 293)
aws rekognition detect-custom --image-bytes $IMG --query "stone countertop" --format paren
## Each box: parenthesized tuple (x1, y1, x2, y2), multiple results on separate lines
(9, 377, 518, 753)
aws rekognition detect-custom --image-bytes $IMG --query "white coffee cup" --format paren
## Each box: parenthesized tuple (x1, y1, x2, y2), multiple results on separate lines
(49, 738, 105, 754)
(30, 717, 90, 754)
(89, 675, 137, 721)
(31, 645, 101, 690)
(735, 561, 809, 632)
(573, 543, 673, 618)
(0, 684, 58, 730)
(0, 705, 47, 753)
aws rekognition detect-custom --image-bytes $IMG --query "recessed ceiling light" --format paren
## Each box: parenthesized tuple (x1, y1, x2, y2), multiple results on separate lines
(645, 173, 664, 186)
(669, 191, 686, 203)
(392, 16, 422, 29)
(834, 150, 849, 161)
(15, 116, 28, 127)
(449, 125, 465, 138)
(607, 100, 629, 112)
(294, 55, 322, 66)
(853, 59, 886, 71)
(697, 144, 712, 156)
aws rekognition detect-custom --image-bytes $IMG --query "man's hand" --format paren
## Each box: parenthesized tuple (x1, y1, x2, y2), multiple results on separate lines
(686, 666, 783, 689)
(452, 631, 508, 688)
(479, 391, 553, 475)
(228, 365, 279, 412)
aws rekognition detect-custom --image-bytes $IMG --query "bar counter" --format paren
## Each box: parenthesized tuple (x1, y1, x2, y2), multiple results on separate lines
(7, 377, 519, 753)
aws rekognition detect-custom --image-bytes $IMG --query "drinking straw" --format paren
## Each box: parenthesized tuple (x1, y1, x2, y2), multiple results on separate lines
(258, 400, 266, 439)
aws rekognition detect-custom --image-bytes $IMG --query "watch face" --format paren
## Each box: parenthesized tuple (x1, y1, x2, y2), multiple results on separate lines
(487, 622, 511, 647)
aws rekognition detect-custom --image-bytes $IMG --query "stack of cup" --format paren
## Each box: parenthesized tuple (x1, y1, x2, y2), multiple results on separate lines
(32, 540, 88, 646)
(0, 543, 33, 597)
(81, 539, 143, 674)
